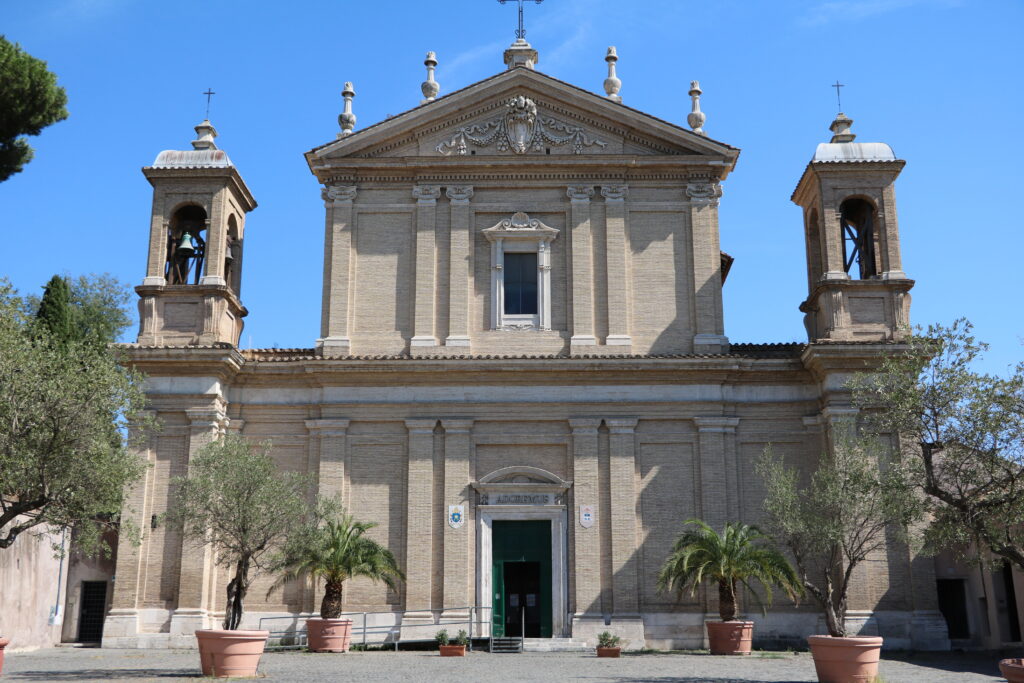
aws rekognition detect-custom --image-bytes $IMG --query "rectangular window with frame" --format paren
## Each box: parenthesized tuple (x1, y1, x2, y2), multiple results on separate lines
(503, 252, 538, 315)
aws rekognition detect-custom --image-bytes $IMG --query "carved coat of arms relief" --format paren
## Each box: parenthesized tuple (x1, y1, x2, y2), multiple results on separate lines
(436, 95, 607, 156)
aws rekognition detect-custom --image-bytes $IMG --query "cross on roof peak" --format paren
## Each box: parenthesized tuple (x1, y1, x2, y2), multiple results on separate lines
(498, 0, 543, 41)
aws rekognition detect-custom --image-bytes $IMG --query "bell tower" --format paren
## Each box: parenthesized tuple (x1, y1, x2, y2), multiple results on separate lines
(136, 120, 256, 346)
(792, 113, 913, 341)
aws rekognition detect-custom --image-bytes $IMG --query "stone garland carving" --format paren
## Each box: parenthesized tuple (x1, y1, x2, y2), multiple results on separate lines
(436, 95, 608, 156)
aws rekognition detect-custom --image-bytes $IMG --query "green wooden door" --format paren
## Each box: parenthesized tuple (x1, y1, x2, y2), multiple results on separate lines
(492, 520, 552, 638)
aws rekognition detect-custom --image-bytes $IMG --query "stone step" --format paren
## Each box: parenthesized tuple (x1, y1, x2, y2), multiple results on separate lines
(521, 637, 590, 653)
(491, 637, 523, 653)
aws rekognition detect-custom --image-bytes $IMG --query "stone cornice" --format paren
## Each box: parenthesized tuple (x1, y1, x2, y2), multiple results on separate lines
(142, 166, 257, 212)
(118, 344, 245, 382)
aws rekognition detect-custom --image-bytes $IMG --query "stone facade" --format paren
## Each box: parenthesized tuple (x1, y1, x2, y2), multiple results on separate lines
(99, 43, 953, 650)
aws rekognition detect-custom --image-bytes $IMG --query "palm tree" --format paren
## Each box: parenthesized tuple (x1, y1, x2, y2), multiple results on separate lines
(657, 519, 801, 621)
(276, 509, 405, 618)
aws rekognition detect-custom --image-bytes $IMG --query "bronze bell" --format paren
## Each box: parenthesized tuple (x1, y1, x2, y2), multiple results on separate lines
(176, 232, 196, 256)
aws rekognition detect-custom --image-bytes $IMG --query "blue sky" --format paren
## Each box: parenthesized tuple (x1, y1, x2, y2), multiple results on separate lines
(1, 0, 1021, 372)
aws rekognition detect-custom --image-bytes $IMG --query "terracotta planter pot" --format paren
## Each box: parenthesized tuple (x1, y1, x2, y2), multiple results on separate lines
(596, 646, 621, 658)
(807, 635, 883, 683)
(0, 636, 9, 676)
(439, 644, 466, 657)
(306, 617, 352, 653)
(195, 629, 269, 678)
(706, 620, 754, 655)
(1000, 658, 1024, 683)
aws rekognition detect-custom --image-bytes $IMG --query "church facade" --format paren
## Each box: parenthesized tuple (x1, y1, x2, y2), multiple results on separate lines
(100, 39, 952, 650)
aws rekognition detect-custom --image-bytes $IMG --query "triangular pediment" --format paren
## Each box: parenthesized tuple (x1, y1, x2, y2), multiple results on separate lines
(307, 68, 738, 165)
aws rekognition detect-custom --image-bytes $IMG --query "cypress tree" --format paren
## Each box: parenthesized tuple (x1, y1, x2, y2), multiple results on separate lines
(36, 274, 73, 343)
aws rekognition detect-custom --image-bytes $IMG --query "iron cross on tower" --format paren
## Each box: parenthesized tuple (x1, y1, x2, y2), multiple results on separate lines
(832, 80, 845, 111)
(498, 0, 543, 40)
(202, 88, 216, 119)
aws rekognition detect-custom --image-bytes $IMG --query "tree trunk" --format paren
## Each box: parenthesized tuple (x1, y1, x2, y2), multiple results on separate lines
(223, 557, 250, 630)
(321, 578, 344, 619)
(718, 579, 738, 621)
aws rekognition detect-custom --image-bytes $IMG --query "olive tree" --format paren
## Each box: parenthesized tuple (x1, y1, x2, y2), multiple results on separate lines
(758, 432, 922, 637)
(0, 278, 148, 556)
(168, 435, 312, 630)
(850, 319, 1024, 570)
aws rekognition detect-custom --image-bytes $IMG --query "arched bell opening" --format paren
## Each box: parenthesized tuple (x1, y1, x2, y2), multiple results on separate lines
(839, 197, 878, 279)
(165, 205, 207, 285)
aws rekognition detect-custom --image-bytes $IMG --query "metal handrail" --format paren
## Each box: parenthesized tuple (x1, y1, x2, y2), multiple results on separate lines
(259, 605, 494, 652)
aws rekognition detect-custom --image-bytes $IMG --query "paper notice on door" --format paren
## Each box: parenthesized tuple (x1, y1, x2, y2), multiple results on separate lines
(509, 594, 519, 607)
(526, 594, 536, 607)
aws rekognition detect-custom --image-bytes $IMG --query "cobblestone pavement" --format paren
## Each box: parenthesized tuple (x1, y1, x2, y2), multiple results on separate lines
(1, 647, 1009, 682)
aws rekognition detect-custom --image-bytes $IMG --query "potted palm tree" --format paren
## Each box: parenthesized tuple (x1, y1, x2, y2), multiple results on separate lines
(595, 631, 621, 658)
(436, 629, 469, 656)
(273, 505, 404, 652)
(168, 436, 311, 678)
(657, 519, 802, 655)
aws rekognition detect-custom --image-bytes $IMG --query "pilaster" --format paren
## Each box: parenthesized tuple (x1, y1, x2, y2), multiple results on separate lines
(601, 185, 631, 349)
(445, 186, 473, 347)
(170, 405, 226, 635)
(441, 419, 473, 617)
(568, 186, 597, 351)
(103, 410, 157, 643)
(404, 419, 437, 621)
(606, 417, 639, 615)
(411, 186, 441, 349)
(305, 419, 349, 500)
(693, 417, 740, 529)
(686, 179, 729, 354)
(569, 419, 602, 620)
(317, 185, 357, 356)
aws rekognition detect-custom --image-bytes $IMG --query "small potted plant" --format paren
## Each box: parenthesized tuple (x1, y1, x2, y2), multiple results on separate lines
(437, 629, 468, 656)
(657, 519, 802, 655)
(596, 631, 621, 658)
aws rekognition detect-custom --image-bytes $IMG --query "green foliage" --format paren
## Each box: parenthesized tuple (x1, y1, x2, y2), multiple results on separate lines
(597, 631, 621, 648)
(26, 273, 134, 345)
(35, 275, 72, 343)
(454, 629, 469, 646)
(0, 36, 69, 182)
(757, 433, 922, 637)
(272, 501, 404, 619)
(0, 278, 149, 557)
(850, 319, 1024, 571)
(167, 435, 312, 629)
(656, 519, 802, 621)
(435, 629, 449, 646)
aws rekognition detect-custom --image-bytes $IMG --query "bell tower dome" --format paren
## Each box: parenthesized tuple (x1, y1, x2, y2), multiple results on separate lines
(136, 120, 257, 346)
(792, 113, 913, 342)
